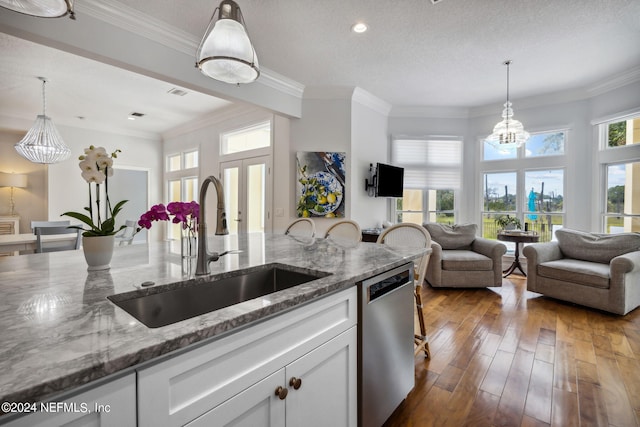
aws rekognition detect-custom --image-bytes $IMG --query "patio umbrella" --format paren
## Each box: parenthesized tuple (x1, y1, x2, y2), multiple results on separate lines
(527, 188, 538, 221)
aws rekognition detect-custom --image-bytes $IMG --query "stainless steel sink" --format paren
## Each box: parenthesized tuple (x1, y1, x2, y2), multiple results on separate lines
(108, 263, 330, 328)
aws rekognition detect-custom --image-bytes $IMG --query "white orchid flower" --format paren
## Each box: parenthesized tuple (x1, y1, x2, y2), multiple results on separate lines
(79, 158, 97, 173)
(81, 170, 106, 184)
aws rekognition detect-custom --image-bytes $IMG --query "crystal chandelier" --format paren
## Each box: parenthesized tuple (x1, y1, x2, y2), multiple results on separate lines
(0, 0, 75, 19)
(196, 0, 260, 85)
(15, 77, 72, 164)
(486, 60, 529, 148)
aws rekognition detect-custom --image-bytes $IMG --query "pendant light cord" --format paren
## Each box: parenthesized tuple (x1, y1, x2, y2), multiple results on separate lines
(505, 60, 511, 105)
(41, 79, 47, 116)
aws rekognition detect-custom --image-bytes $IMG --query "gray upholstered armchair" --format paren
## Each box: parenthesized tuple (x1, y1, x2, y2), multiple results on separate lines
(523, 228, 640, 315)
(424, 223, 507, 288)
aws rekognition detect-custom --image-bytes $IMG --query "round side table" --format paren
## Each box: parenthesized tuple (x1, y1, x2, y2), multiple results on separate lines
(497, 232, 540, 277)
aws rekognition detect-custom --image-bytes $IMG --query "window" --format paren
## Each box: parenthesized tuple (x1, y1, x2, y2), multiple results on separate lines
(391, 137, 462, 225)
(598, 114, 640, 233)
(483, 130, 566, 161)
(221, 121, 271, 155)
(166, 150, 198, 171)
(605, 117, 640, 149)
(396, 189, 455, 225)
(480, 130, 567, 243)
(165, 149, 199, 240)
(482, 172, 517, 239)
(525, 131, 565, 157)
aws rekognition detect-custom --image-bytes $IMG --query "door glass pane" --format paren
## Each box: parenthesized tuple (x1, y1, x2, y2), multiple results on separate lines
(183, 177, 198, 202)
(483, 172, 517, 211)
(167, 180, 181, 240)
(525, 131, 565, 157)
(246, 164, 265, 233)
(224, 167, 240, 235)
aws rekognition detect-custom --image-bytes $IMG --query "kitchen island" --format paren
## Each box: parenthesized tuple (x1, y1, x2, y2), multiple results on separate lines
(0, 233, 423, 425)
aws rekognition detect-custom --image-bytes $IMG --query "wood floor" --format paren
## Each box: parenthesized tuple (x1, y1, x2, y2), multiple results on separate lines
(384, 276, 640, 427)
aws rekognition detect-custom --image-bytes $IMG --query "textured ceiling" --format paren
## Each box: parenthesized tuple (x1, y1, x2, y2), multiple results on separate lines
(123, 0, 640, 107)
(1, 0, 639, 137)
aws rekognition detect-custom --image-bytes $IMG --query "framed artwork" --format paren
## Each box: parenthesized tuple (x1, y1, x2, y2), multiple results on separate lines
(296, 152, 346, 218)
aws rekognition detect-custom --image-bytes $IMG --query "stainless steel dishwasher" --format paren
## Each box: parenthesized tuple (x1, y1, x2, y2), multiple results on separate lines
(358, 262, 415, 427)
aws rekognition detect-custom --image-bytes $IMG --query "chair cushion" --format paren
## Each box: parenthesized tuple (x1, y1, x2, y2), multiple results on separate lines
(555, 228, 640, 264)
(423, 223, 477, 250)
(441, 250, 493, 271)
(538, 259, 610, 289)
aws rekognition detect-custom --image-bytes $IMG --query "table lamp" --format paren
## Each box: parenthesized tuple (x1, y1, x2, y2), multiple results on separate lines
(0, 172, 28, 216)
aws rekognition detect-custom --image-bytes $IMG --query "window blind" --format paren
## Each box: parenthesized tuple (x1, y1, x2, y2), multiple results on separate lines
(391, 138, 462, 190)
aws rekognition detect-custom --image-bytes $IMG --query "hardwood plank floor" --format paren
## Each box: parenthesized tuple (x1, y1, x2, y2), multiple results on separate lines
(384, 276, 640, 427)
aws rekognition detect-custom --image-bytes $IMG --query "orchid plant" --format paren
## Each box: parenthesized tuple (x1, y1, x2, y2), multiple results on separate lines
(62, 146, 128, 237)
(137, 201, 199, 240)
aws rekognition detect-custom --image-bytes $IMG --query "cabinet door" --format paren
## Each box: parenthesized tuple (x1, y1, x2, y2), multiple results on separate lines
(3, 373, 136, 427)
(186, 369, 285, 427)
(285, 327, 357, 427)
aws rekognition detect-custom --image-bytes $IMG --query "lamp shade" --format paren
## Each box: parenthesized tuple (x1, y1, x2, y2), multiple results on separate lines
(0, 172, 27, 188)
(0, 0, 74, 18)
(196, 0, 260, 84)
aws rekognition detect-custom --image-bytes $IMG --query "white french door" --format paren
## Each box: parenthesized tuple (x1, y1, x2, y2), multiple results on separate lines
(220, 156, 271, 234)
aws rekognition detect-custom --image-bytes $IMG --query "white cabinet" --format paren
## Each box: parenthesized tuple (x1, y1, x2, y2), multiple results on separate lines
(138, 287, 357, 427)
(2, 373, 136, 427)
(186, 327, 357, 427)
(284, 327, 357, 427)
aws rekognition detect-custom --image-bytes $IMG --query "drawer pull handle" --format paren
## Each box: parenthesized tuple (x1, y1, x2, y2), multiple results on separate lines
(275, 386, 288, 400)
(289, 377, 302, 390)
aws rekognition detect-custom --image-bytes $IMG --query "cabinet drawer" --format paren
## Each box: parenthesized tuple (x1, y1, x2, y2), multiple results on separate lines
(138, 286, 356, 427)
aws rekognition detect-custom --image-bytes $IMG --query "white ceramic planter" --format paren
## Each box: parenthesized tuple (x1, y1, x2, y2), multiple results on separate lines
(82, 235, 115, 271)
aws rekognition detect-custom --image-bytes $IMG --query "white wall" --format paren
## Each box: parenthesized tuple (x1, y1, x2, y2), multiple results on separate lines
(289, 90, 352, 237)
(0, 124, 161, 234)
(350, 90, 392, 229)
(47, 125, 162, 229)
(0, 129, 47, 233)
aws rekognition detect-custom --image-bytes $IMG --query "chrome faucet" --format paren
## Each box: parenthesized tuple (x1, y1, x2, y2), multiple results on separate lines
(196, 175, 229, 276)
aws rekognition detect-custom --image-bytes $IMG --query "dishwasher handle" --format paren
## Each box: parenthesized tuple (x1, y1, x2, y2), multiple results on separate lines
(364, 263, 413, 303)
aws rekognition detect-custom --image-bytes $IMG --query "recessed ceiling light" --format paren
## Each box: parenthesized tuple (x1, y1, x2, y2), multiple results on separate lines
(167, 88, 188, 96)
(351, 22, 368, 33)
(128, 112, 145, 120)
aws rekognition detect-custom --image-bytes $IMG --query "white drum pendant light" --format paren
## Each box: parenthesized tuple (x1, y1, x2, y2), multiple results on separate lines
(196, 0, 260, 84)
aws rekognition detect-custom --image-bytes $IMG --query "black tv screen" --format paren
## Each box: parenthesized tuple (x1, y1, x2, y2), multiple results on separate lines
(376, 163, 404, 197)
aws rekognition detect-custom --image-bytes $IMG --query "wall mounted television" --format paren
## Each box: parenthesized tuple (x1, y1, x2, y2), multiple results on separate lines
(375, 162, 404, 197)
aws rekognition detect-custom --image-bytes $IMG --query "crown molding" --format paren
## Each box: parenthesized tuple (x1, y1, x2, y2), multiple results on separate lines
(0, 114, 160, 141)
(352, 87, 392, 116)
(587, 66, 640, 97)
(389, 105, 470, 119)
(78, 0, 199, 54)
(161, 104, 258, 139)
(78, 0, 304, 100)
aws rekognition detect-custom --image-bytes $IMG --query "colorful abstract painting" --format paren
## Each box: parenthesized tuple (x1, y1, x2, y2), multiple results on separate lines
(296, 152, 346, 218)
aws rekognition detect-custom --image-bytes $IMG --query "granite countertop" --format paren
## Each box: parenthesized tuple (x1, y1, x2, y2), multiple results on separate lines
(0, 233, 423, 410)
